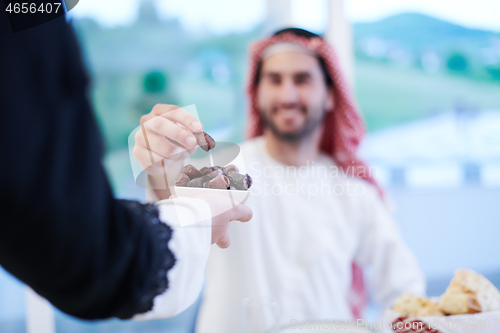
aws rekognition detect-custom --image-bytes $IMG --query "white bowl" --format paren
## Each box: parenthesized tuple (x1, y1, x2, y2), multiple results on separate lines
(174, 186, 250, 217)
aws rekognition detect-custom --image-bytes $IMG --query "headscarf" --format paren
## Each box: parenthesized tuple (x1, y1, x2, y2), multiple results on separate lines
(245, 31, 383, 197)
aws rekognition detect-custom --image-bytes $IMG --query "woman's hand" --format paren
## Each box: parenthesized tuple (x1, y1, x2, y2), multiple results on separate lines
(169, 194, 253, 249)
(208, 199, 253, 249)
(133, 104, 203, 174)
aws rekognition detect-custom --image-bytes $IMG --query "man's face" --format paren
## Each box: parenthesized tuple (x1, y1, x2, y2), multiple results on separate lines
(256, 51, 334, 142)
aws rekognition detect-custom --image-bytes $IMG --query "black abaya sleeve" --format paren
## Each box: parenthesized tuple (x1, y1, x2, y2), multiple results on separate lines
(0, 10, 175, 320)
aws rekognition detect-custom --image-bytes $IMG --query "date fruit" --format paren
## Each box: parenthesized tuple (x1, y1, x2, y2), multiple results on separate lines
(194, 132, 216, 152)
(182, 164, 205, 179)
(224, 164, 239, 175)
(227, 173, 252, 190)
(186, 178, 203, 188)
(175, 173, 190, 186)
(175, 164, 251, 191)
(207, 175, 230, 189)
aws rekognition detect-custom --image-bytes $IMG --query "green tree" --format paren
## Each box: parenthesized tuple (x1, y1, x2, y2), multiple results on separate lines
(446, 52, 469, 72)
(486, 65, 500, 81)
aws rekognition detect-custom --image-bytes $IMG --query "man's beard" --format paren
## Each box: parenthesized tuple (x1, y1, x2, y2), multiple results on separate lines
(260, 106, 327, 142)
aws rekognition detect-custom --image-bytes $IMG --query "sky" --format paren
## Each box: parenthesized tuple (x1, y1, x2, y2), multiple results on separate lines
(69, 0, 500, 33)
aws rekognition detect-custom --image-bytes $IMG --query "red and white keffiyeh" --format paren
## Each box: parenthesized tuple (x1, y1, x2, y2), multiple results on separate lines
(243, 32, 384, 319)
(245, 32, 383, 196)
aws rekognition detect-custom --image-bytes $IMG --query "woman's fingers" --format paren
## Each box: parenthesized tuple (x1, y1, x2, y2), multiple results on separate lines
(135, 131, 180, 159)
(144, 104, 203, 133)
(135, 104, 202, 167)
(230, 204, 253, 223)
(161, 107, 203, 133)
(216, 232, 231, 249)
(142, 116, 198, 150)
(133, 138, 165, 167)
(216, 205, 252, 248)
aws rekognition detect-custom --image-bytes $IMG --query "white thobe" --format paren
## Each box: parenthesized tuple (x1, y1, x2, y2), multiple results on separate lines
(195, 136, 425, 333)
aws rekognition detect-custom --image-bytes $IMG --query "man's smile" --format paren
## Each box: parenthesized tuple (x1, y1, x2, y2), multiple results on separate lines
(273, 106, 307, 130)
